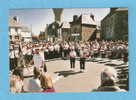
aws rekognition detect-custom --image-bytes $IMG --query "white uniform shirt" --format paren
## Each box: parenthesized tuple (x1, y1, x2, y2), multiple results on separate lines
(22, 47, 27, 55)
(33, 54, 43, 68)
(70, 51, 77, 58)
(9, 50, 15, 59)
(80, 49, 86, 58)
(54, 44, 60, 51)
(27, 49, 32, 55)
(14, 50, 19, 58)
(48, 46, 54, 51)
(39, 51, 45, 61)
(64, 44, 69, 50)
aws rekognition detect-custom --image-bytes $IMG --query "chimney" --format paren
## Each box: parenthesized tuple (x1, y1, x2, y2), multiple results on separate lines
(73, 15, 78, 22)
(110, 8, 117, 13)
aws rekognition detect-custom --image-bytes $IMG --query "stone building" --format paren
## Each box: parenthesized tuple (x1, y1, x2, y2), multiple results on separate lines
(9, 16, 32, 42)
(21, 26, 32, 42)
(47, 21, 63, 42)
(70, 14, 98, 41)
(61, 21, 70, 41)
(39, 26, 48, 41)
(101, 8, 128, 41)
(9, 16, 22, 42)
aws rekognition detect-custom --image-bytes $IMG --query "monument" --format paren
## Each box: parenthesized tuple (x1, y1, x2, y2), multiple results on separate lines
(51, 8, 63, 41)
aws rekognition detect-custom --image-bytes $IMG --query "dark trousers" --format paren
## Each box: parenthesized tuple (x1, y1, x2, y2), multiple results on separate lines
(64, 49, 69, 57)
(54, 50, 59, 58)
(10, 58, 17, 70)
(80, 58, 86, 70)
(101, 53, 106, 58)
(94, 52, 98, 58)
(44, 52, 49, 60)
(27, 55, 33, 63)
(123, 52, 128, 63)
(70, 58, 75, 68)
(49, 51, 54, 59)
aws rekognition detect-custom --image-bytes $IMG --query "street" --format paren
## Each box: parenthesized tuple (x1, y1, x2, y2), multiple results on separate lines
(23, 58, 127, 92)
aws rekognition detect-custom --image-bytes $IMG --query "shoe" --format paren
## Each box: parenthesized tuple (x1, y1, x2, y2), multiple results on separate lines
(83, 70, 87, 72)
(70, 68, 73, 71)
(73, 68, 76, 72)
(80, 69, 83, 72)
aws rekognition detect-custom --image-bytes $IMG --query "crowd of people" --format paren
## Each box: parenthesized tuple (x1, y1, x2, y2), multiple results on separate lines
(9, 40, 128, 92)
(10, 66, 55, 93)
(9, 40, 128, 70)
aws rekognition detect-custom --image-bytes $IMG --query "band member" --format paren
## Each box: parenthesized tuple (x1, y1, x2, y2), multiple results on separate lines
(64, 43, 69, 58)
(80, 47, 86, 72)
(31, 49, 44, 71)
(54, 43, 60, 58)
(122, 43, 128, 63)
(48, 44, 54, 59)
(14, 46, 20, 68)
(26, 47, 33, 65)
(44, 45, 49, 60)
(9, 46, 16, 70)
(100, 44, 107, 58)
(92, 43, 99, 58)
(69, 48, 77, 70)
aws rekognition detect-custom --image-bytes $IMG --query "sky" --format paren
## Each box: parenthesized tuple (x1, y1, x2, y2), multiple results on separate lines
(9, 8, 110, 35)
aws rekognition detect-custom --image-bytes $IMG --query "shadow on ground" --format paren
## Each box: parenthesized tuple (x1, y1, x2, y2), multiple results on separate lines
(54, 70, 82, 77)
(105, 63, 126, 67)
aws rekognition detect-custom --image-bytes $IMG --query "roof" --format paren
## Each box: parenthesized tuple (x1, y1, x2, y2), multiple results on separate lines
(81, 14, 96, 25)
(9, 17, 23, 28)
(22, 26, 31, 32)
(115, 8, 128, 12)
(101, 8, 128, 22)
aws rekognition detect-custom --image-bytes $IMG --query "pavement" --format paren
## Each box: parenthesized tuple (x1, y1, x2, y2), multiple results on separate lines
(22, 58, 128, 92)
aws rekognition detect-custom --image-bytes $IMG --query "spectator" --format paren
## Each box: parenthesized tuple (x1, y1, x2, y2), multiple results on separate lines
(40, 67, 55, 92)
(10, 68, 24, 93)
(93, 67, 126, 91)
(27, 67, 42, 92)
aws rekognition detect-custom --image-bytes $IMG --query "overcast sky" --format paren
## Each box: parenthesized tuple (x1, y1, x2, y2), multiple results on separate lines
(9, 8, 110, 35)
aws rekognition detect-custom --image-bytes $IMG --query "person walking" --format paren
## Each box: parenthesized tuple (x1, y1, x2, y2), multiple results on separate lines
(9, 45, 17, 70)
(31, 48, 44, 71)
(79, 47, 86, 72)
(69, 48, 77, 71)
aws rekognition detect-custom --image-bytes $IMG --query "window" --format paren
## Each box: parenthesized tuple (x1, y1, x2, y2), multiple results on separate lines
(10, 36, 12, 39)
(15, 36, 19, 39)
(15, 28, 18, 33)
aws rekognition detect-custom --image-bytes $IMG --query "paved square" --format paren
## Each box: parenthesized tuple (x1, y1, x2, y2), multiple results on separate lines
(23, 58, 125, 92)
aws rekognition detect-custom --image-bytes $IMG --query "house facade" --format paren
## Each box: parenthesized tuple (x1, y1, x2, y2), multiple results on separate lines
(101, 8, 128, 41)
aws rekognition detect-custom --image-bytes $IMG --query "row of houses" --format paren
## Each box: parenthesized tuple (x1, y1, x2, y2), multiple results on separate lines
(9, 8, 128, 43)
(39, 14, 100, 42)
(9, 16, 32, 42)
